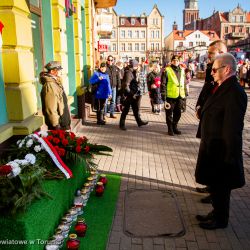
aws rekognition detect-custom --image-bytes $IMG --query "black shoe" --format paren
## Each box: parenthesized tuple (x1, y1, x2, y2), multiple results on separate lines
(199, 219, 228, 230)
(110, 114, 117, 118)
(168, 130, 174, 136)
(196, 187, 210, 193)
(119, 125, 127, 131)
(201, 195, 212, 204)
(97, 120, 106, 125)
(173, 127, 181, 135)
(138, 120, 148, 127)
(196, 211, 214, 222)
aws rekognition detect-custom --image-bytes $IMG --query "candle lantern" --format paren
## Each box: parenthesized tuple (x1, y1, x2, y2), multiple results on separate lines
(74, 218, 88, 237)
(95, 182, 104, 197)
(99, 174, 108, 186)
(66, 234, 80, 250)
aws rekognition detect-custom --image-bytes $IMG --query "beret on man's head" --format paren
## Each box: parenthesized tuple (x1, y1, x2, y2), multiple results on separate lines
(129, 59, 139, 67)
(45, 61, 63, 71)
(171, 55, 180, 61)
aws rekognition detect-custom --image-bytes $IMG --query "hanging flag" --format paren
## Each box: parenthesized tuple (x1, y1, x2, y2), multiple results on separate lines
(0, 20, 4, 48)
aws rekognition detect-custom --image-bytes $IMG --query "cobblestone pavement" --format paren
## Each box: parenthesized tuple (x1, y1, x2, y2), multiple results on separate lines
(76, 79, 250, 250)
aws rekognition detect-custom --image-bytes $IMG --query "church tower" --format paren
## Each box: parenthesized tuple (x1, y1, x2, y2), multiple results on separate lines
(183, 0, 199, 30)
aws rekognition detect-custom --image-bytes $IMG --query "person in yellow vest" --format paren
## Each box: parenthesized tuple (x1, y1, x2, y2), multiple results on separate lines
(161, 55, 186, 136)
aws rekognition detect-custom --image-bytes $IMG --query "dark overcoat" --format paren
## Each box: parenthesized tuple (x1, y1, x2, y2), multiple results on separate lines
(195, 76, 247, 189)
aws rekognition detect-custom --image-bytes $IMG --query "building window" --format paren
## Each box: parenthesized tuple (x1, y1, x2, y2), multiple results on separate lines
(225, 26, 228, 33)
(141, 43, 145, 51)
(128, 43, 132, 51)
(135, 30, 139, 38)
(155, 43, 159, 51)
(232, 26, 235, 32)
(135, 43, 139, 51)
(151, 43, 154, 51)
(246, 27, 250, 34)
(121, 30, 125, 38)
(240, 16, 244, 22)
(179, 32, 183, 37)
(239, 27, 243, 32)
(121, 43, 125, 51)
(189, 42, 193, 47)
(112, 43, 116, 52)
(151, 30, 154, 38)
(141, 18, 145, 25)
(156, 30, 160, 38)
(128, 30, 132, 38)
(232, 16, 236, 23)
(141, 30, 145, 38)
(121, 18, 125, 25)
(179, 42, 183, 47)
(152, 18, 158, 25)
(131, 18, 135, 25)
(111, 30, 116, 38)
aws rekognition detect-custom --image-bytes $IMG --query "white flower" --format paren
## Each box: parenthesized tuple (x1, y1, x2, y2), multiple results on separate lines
(19, 142, 23, 148)
(25, 154, 36, 164)
(26, 139, 33, 148)
(34, 145, 42, 152)
(17, 140, 21, 145)
(8, 161, 19, 169)
(8, 161, 22, 177)
(19, 160, 29, 166)
(38, 131, 48, 137)
(11, 165, 21, 177)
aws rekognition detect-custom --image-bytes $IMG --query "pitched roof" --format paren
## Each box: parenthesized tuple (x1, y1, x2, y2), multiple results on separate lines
(172, 30, 219, 41)
(119, 16, 147, 27)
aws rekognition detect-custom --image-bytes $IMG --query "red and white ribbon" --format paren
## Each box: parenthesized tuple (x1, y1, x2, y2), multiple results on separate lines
(32, 133, 73, 179)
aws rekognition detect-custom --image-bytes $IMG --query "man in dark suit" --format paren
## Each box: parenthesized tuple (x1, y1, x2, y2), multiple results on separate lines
(195, 40, 227, 202)
(195, 53, 247, 230)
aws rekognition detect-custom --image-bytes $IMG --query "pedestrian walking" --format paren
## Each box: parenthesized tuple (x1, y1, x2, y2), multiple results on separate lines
(195, 53, 247, 230)
(105, 55, 121, 118)
(40, 61, 71, 130)
(89, 62, 112, 125)
(161, 55, 186, 136)
(119, 59, 148, 130)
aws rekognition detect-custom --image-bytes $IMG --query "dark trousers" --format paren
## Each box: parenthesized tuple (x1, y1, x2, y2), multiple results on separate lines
(95, 98, 106, 122)
(165, 98, 183, 126)
(210, 186, 231, 224)
(120, 95, 141, 124)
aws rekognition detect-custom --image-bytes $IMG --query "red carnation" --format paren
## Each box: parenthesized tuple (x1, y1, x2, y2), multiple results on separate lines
(46, 135, 53, 141)
(76, 138, 83, 145)
(58, 148, 66, 157)
(51, 130, 58, 135)
(70, 132, 76, 140)
(53, 138, 60, 144)
(84, 145, 90, 153)
(0, 165, 12, 176)
(75, 145, 81, 153)
(62, 139, 69, 146)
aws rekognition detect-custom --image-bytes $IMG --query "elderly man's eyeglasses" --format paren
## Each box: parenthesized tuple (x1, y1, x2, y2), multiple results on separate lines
(107, 59, 113, 62)
(212, 65, 226, 73)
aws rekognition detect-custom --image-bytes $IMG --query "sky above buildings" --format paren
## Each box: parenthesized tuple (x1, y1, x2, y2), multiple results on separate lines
(114, 0, 250, 35)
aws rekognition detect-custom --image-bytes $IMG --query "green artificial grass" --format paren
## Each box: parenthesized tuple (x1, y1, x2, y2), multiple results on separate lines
(0, 163, 89, 250)
(66, 174, 121, 250)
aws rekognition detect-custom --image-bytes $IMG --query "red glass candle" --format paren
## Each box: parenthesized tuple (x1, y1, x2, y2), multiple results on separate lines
(99, 174, 108, 186)
(66, 234, 80, 250)
(74, 218, 88, 237)
(95, 182, 104, 197)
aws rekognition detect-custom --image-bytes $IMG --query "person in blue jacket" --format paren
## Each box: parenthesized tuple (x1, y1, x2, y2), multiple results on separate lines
(89, 62, 112, 125)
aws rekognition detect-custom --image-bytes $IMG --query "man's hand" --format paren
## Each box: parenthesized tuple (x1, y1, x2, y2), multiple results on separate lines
(99, 76, 103, 80)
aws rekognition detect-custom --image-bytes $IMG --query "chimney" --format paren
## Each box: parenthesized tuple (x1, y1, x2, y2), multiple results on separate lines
(173, 21, 178, 30)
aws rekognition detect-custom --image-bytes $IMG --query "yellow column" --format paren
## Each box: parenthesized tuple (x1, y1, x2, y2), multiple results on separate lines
(84, 0, 94, 77)
(51, 0, 69, 94)
(73, 0, 83, 90)
(0, 0, 43, 136)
